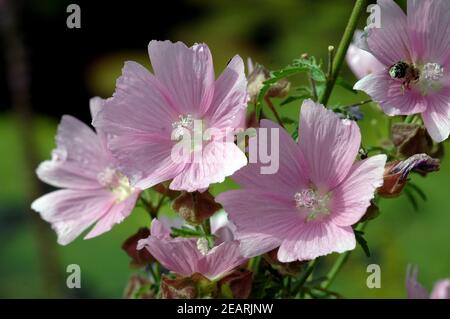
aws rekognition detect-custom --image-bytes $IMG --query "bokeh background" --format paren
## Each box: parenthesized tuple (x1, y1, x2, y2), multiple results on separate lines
(1, 0, 448, 298)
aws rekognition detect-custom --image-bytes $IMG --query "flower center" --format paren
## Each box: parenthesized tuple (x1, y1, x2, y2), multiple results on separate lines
(294, 188, 331, 222)
(417, 62, 445, 95)
(172, 114, 195, 141)
(171, 114, 208, 155)
(97, 167, 134, 202)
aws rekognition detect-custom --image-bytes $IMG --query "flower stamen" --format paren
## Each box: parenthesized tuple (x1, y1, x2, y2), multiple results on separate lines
(294, 188, 331, 222)
(97, 167, 134, 202)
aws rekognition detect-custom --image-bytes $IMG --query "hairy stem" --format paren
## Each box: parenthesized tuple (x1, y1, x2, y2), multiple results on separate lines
(264, 96, 285, 128)
(319, 0, 367, 106)
(309, 75, 318, 101)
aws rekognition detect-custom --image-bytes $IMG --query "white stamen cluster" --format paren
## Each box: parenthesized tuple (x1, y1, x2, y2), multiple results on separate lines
(196, 237, 210, 256)
(294, 188, 331, 222)
(97, 167, 134, 202)
(422, 63, 444, 81)
(172, 114, 194, 140)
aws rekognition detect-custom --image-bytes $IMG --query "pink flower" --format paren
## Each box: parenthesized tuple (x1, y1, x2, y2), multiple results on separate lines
(31, 98, 140, 245)
(354, 0, 450, 142)
(406, 265, 450, 299)
(346, 30, 384, 79)
(216, 100, 386, 262)
(93, 40, 248, 192)
(137, 217, 246, 281)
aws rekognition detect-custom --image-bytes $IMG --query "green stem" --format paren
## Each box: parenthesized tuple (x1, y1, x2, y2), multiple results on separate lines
(249, 255, 262, 277)
(321, 250, 351, 290)
(292, 258, 319, 294)
(321, 222, 367, 290)
(139, 195, 155, 217)
(319, 0, 367, 106)
(309, 74, 318, 102)
(343, 99, 372, 109)
(154, 263, 161, 287)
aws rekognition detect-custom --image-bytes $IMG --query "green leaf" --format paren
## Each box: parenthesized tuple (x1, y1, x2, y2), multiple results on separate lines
(256, 56, 326, 120)
(407, 182, 427, 201)
(354, 230, 371, 257)
(291, 124, 299, 141)
(404, 188, 419, 211)
(295, 86, 313, 93)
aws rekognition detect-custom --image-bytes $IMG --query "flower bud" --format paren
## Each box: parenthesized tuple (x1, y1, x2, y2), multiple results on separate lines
(122, 228, 154, 267)
(160, 275, 197, 299)
(391, 123, 433, 157)
(247, 63, 291, 104)
(153, 182, 181, 200)
(172, 191, 221, 225)
(160, 273, 216, 299)
(218, 269, 253, 299)
(263, 248, 306, 276)
(378, 154, 440, 198)
(267, 78, 291, 99)
(378, 161, 406, 198)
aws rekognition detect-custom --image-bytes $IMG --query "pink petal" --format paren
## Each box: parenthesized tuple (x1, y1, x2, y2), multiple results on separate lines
(298, 100, 361, 190)
(233, 119, 308, 193)
(31, 189, 115, 245)
(422, 91, 450, 142)
(354, 71, 427, 115)
(407, 0, 450, 65)
(366, 0, 411, 65)
(154, 216, 185, 239)
(430, 279, 450, 299)
(216, 189, 300, 258)
(89, 97, 110, 151)
(204, 55, 248, 130)
(210, 210, 230, 235)
(148, 40, 215, 116)
(238, 233, 283, 258)
(199, 241, 247, 280)
(210, 210, 236, 244)
(406, 264, 429, 299)
(277, 222, 356, 262)
(169, 141, 247, 192)
(346, 43, 385, 79)
(331, 154, 386, 227)
(107, 134, 185, 189)
(37, 116, 108, 190)
(89, 96, 104, 122)
(84, 190, 140, 239)
(139, 237, 202, 277)
(93, 61, 179, 138)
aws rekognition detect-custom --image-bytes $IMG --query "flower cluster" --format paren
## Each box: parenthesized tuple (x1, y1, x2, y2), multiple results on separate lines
(31, 0, 449, 299)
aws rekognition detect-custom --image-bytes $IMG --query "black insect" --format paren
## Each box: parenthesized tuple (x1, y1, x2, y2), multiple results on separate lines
(388, 61, 420, 90)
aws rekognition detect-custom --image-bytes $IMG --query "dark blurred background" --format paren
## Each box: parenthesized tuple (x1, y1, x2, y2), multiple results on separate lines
(1, 0, 449, 298)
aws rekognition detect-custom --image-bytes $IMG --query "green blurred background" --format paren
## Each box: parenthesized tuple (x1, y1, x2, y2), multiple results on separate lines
(0, 0, 448, 298)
